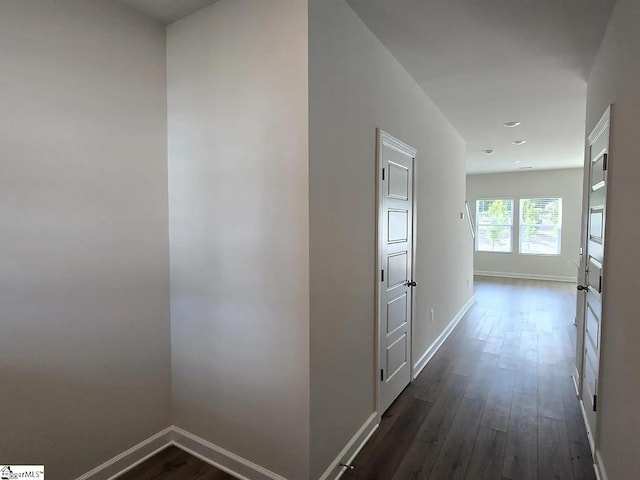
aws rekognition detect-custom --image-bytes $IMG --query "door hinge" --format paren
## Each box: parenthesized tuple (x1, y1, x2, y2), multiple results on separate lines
(598, 275, 603, 293)
(602, 153, 608, 171)
(380, 369, 384, 382)
(381, 269, 385, 282)
(593, 394, 598, 412)
(382, 168, 385, 181)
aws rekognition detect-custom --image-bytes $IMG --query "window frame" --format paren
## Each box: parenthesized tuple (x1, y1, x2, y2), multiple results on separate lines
(475, 198, 515, 254)
(518, 197, 563, 256)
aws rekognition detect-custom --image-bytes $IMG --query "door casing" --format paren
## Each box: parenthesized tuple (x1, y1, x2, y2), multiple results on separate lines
(375, 129, 418, 423)
(574, 105, 612, 454)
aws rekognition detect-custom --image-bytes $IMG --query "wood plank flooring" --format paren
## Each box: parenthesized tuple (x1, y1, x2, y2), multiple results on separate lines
(343, 276, 595, 480)
(118, 276, 594, 480)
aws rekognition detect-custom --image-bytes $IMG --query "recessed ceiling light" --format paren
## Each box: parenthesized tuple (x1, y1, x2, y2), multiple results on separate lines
(512, 140, 527, 145)
(513, 160, 521, 164)
(518, 166, 533, 170)
(483, 149, 494, 155)
(504, 122, 521, 128)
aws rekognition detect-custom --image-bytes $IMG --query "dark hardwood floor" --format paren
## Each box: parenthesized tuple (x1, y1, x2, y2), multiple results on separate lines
(343, 276, 595, 480)
(119, 276, 594, 480)
(117, 445, 235, 480)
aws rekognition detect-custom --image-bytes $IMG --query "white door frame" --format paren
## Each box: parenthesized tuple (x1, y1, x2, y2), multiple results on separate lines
(575, 105, 611, 455)
(374, 128, 418, 423)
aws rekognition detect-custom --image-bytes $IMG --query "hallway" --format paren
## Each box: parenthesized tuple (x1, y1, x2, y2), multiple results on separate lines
(93, 279, 594, 480)
(343, 276, 594, 480)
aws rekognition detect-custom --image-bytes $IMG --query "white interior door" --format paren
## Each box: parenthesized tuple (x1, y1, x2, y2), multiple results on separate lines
(578, 106, 610, 449)
(377, 130, 417, 414)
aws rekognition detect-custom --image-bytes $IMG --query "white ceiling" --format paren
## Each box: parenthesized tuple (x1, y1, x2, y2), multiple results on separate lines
(347, 0, 616, 174)
(118, 0, 219, 25)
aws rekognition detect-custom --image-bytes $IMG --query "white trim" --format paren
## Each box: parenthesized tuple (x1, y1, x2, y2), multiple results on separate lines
(579, 399, 596, 455)
(580, 105, 612, 480)
(413, 296, 475, 378)
(105, 445, 170, 480)
(594, 463, 603, 480)
(318, 413, 379, 480)
(594, 450, 608, 480)
(588, 106, 611, 145)
(379, 130, 418, 157)
(171, 427, 286, 480)
(75, 427, 173, 480)
(571, 371, 581, 397)
(168, 442, 248, 480)
(474, 270, 577, 283)
(75, 426, 288, 480)
(375, 128, 418, 423)
(474, 197, 515, 253)
(578, 400, 609, 480)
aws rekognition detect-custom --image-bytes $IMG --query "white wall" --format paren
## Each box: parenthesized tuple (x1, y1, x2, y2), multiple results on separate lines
(308, 0, 473, 477)
(0, 2, 170, 479)
(467, 169, 583, 282)
(166, 2, 310, 479)
(585, 0, 640, 477)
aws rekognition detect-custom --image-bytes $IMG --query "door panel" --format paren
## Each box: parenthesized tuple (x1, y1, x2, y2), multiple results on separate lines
(587, 258, 602, 293)
(387, 293, 408, 335)
(591, 155, 606, 191)
(388, 210, 409, 242)
(387, 252, 408, 288)
(585, 305, 599, 350)
(378, 131, 417, 414)
(589, 208, 604, 243)
(388, 162, 409, 199)
(386, 333, 408, 379)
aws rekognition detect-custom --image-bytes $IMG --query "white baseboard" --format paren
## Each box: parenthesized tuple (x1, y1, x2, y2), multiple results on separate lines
(474, 270, 577, 283)
(577, 398, 609, 480)
(594, 450, 608, 480)
(571, 372, 580, 397)
(579, 398, 596, 455)
(76, 417, 382, 480)
(76, 426, 287, 480)
(171, 427, 286, 480)
(75, 427, 173, 480)
(318, 412, 379, 480)
(413, 296, 475, 379)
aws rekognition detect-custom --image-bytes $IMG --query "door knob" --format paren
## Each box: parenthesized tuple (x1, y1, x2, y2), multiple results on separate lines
(407, 281, 417, 287)
(577, 285, 588, 291)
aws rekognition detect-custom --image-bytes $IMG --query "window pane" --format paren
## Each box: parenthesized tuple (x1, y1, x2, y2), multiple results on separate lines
(476, 199, 513, 225)
(477, 225, 512, 252)
(519, 198, 562, 255)
(475, 199, 514, 252)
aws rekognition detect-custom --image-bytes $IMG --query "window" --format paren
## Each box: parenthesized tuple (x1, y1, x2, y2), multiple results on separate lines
(519, 198, 562, 255)
(476, 199, 514, 252)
